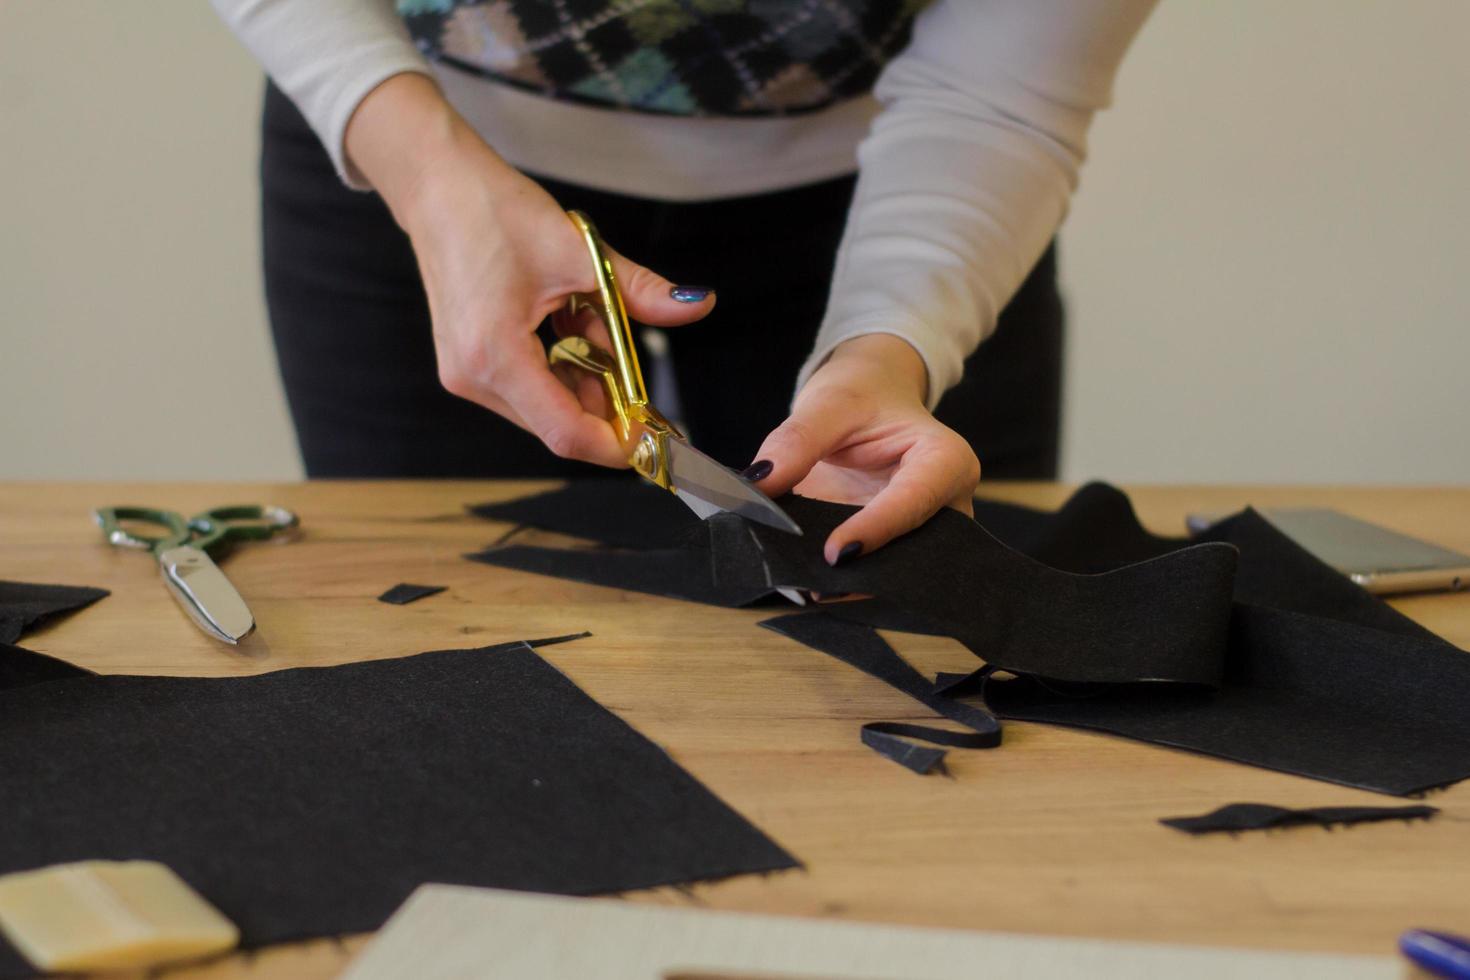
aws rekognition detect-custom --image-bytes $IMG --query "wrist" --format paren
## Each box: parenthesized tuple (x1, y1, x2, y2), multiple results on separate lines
(817, 334, 930, 406)
(344, 72, 516, 230)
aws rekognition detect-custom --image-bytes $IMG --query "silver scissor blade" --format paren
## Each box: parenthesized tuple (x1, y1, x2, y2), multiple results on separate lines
(157, 545, 255, 643)
(666, 438, 801, 535)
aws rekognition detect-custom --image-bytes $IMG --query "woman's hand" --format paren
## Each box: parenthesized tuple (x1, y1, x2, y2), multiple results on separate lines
(745, 335, 980, 563)
(344, 73, 714, 467)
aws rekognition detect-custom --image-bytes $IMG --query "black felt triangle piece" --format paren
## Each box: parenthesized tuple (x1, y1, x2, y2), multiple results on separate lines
(469, 479, 699, 549)
(0, 580, 109, 645)
(1160, 802, 1438, 835)
(0, 639, 796, 977)
(377, 583, 447, 605)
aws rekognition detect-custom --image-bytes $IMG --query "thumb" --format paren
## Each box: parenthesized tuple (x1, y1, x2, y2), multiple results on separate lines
(745, 392, 859, 497)
(606, 247, 715, 328)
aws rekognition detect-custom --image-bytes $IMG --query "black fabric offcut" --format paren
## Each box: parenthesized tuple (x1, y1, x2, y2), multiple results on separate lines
(1160, 802, 1439, 835)
(0, 580, 109, 645)
(377, 583, 447, 605)
(0, 638, 796, 978)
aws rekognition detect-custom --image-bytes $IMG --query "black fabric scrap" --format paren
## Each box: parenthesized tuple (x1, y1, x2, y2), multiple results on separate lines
(1160, 802, 1439, 835)
(760, 612, 999, 776)
(860, 723, 998, 776)
(0, 580, 109, 645)
(0, 637, 796, 978)
(377, 583, 447, 605)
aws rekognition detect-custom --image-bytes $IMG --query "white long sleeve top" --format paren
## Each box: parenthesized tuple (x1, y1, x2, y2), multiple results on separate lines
(212, 0, 1155, 407)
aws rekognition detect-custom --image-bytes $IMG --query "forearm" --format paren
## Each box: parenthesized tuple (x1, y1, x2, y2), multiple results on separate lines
(800, 0, 1157, 408)
(210, 0, 429, 187)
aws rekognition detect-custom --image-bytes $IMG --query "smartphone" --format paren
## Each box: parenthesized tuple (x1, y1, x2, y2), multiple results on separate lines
(1186, 508, 1470, 595)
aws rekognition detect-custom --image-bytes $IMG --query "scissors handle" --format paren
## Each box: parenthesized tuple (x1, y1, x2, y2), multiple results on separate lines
(549, 211, 682, 489)
(93, 506, 191, 554)
(188, 505, 299, 552)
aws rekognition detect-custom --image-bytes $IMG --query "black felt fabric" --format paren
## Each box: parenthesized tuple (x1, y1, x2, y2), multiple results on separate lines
(1160, 802, 1438, 835)
(470, 479, 699, 550)
(0, 639, 796, 977)
(0, 580, 109, 645)
(377, 583, 447, 605)
(465, 523, 777, 608)
(464, 481, 1470, 796)
(759, 612, 999, 775)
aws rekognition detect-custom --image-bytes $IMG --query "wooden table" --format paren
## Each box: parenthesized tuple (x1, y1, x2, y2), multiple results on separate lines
(3, 482, 1468, 977)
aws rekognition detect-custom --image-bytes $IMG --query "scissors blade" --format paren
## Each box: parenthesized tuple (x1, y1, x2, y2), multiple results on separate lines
(666, 438, 801, 535)
(157, 545, 255, 644)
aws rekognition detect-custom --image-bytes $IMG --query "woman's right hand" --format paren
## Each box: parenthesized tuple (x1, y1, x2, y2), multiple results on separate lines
(344, 73, 715, 468)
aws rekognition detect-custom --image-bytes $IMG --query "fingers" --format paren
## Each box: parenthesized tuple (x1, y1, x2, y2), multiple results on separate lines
(824, 433, 980, 564)
(746, 388, 865, 497)
(441, 330, 628, 469)
(605, 246, 715, 328)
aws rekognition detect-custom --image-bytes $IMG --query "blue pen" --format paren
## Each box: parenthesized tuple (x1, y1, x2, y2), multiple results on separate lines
(1401, 929, 1470, 980)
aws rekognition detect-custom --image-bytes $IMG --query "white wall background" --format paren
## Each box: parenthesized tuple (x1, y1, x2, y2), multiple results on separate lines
(2, 1, 1467, 483)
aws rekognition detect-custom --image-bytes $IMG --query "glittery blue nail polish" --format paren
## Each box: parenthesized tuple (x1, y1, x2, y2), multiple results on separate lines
(670, 285, 713, 303)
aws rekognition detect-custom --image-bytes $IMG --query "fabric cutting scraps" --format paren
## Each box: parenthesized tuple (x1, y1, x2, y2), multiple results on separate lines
(760, 613, 998, 775)
(0, 580, 109, 646)
(1160, 802, 1439, 835)
(466, 482, 1470, 796)
(376, 583, 446, 605)
(0, 638, 796, 979)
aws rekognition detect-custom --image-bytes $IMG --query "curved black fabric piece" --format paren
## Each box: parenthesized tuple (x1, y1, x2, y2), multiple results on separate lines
(733, 496, 1238, 686)
(469, 479, 698, 551)
(0, 637, 796, 978)
(1160, 802, 1439, 835)
(463, 481, 1470, 795)
(0, 580, 109, 646)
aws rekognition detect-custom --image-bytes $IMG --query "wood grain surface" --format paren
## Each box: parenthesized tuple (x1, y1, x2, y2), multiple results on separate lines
(3, 481, 1467, 978)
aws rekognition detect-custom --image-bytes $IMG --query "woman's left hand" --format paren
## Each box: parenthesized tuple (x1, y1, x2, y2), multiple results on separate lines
(744, 334, 981, 564)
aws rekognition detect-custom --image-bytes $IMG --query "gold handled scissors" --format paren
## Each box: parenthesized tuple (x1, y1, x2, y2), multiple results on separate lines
(93, 504, 298, 644)
(548, 211, 800, 535)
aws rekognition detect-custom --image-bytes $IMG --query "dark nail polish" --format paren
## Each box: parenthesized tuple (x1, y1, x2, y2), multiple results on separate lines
(741, 459, 773, 482)
(670, 285, 713, 303)
(834, 541, 863, 566)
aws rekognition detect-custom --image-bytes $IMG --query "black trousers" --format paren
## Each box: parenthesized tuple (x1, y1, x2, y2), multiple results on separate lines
(260, 82, 1064, 479)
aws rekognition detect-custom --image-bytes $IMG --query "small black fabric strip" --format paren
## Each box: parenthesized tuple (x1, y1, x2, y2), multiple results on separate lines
(1160, 802, 1439, 835)
(860, 723, 1000, 776)
(0, 580, 109, 645)
(377, 583, 447, 605)
(0, 637, 796, 978)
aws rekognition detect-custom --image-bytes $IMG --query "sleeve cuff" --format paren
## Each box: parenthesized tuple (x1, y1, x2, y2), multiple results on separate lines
(793, 315, 963, 413)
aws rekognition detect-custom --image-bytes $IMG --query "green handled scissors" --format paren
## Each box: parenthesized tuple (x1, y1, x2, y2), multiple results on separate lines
(93, 504, 299, 644)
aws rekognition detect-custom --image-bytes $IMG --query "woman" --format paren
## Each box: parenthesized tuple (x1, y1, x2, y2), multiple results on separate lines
(214, 0, 1154, 562)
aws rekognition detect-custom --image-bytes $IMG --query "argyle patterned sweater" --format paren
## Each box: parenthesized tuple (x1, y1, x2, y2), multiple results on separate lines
(398, 0, 933, 116)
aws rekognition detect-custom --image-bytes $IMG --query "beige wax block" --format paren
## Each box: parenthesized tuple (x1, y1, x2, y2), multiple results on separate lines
(0, 860, 238, 972)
